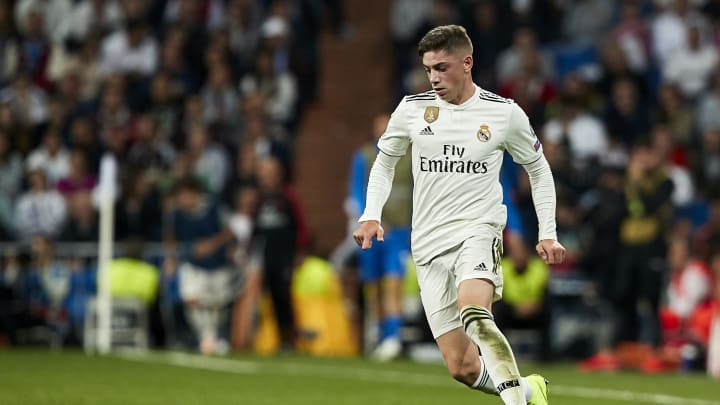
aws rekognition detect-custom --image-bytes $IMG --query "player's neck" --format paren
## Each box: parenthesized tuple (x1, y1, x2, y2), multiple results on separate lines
(448, 81, 476, 105)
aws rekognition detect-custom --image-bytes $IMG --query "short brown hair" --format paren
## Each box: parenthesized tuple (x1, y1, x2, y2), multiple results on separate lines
(417, 25, 473, 57)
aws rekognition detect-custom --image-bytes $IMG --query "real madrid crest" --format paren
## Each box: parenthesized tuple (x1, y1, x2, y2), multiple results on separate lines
(477, 124, 491, 142)
(424, 106, 439, 123)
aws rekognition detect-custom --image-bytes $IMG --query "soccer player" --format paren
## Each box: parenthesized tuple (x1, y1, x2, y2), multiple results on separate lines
(353, 25, 565, 405)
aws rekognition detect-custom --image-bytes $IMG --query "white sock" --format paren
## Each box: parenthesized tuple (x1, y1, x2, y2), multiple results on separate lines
(461, 305, 526, 405)
(472, 356, 533, 401)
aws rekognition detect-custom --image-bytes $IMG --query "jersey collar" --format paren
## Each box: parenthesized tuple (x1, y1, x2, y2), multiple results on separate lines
(435, 84, 481, 110)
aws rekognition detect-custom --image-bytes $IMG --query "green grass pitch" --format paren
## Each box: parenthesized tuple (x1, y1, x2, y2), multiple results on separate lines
(1, 349, 719, 405)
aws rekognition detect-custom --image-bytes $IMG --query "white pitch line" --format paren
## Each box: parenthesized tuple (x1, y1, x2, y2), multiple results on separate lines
(115, 352, 720, 405)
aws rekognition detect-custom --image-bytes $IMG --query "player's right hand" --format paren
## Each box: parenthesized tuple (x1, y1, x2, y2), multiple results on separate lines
(352, 220, 384, 250)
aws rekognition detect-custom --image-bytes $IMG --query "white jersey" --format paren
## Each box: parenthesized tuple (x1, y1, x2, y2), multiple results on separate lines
(369, 85, 546, 265)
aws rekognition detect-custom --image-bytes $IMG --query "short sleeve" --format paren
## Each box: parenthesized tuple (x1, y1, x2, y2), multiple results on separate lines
(504, 103, 543, 165)
(377, 98, 411, 157)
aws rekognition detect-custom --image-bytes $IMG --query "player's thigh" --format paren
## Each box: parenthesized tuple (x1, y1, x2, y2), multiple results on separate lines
(381, 227, 411, 279)
(416, 252, 463, 339)
(455, 235, 504, 308)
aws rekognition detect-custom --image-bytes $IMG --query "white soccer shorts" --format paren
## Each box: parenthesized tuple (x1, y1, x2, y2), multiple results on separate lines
(416, 234, 504, 339)
(179, 262, 237, 307)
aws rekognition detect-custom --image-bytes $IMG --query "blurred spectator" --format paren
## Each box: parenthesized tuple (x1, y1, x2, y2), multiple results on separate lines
(651, 125, 695, 206)
(127, 114, 176, 173)
(696, 68, 720, 133)
(14, 168, 66, 241)
(26, 236, 72, 346)
(0, 72, 47, 128)
(68, 0, 123, 41)
(96, 76, 132, 141)
(186, 124, 230, 195)
(0, 0, 19, 87)
(99, 18, 158, 78)
(663, 23, 718, 101)
(691, 129, 720, 198)
(56, 149, 97, 197)
(67, 116, 102, 173)
(651, 0, 700, 66)
(164, 0, 209, 82)
(615, 143, 674, 346)
(603, 77, 651, 149)
(498, 45, 556, 128)
(0, 130, 21, 239)
(553, 193, 583, 271)
(580, 165, 627, 297)
(158, 27, 199, 96)
(58, 190, 98, 242)
(14, 4, 52, 89)
(252, 156, 309, 350)
(222, 140, 258, 208)
(494, 234, 551, 360)
(229, 185, 260, 350)
(147, 72, 183, 145)
(225, 0, 261, 74)
(660, 238, 713, 344)
(612, 0, 652, 73)
(694, 199, 720, 261)
(652, 83, 695, 148)
(390, 0, 432, 97)
(542, 91, 608, 167)
(115, 170, 163, 241)
(26, 129, 69, 186)
(496, 28, 554, 85)
(71, 37, 103, 102)
(561, 0, 615, 46)
(466, 0, 512, 89)
(15, 0, 72, 44)
(166, 176, 237, 355)
(239, 47, 298, 130)
(200, 62, 240, 136)
(241, 110, 290, 172)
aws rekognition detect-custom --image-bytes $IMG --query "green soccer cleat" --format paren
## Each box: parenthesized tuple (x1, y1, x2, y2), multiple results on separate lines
(526, 374, 549, 405)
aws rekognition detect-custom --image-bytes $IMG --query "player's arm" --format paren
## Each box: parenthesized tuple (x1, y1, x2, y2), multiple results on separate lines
(505, 103, 565, 265)
(353, 99, 411, 250)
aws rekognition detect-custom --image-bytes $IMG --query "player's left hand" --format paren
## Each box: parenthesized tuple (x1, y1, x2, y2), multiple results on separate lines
(536, 239, 566, 265)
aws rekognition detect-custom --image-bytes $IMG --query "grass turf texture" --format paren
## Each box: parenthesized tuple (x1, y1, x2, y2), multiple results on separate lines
(1, 350, 719, 405)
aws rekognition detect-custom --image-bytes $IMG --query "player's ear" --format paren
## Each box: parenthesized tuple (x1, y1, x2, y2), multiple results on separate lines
(463, 55, 473, 73)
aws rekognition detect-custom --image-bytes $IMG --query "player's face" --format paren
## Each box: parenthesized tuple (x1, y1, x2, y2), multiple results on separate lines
(422, 49, 471, 104)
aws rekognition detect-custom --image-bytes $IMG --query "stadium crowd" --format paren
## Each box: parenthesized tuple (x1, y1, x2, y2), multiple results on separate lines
(0, 0, 338, 352)
(0, 0, 718, 374)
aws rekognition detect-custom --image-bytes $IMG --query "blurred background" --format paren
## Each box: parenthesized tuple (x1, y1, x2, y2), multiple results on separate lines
(0, 0, 719, 383)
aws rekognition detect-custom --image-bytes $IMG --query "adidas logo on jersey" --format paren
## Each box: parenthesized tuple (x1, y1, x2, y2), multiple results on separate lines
(474, 263, 489, 272)
(419, 126, 435, 135)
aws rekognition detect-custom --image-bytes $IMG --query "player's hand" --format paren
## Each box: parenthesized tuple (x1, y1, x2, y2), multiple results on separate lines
(352, 221, 384, 250)
(536, 239, 566, 265)
(193, 239, 216, 258)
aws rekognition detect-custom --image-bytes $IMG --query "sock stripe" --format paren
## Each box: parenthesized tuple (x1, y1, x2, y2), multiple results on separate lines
(479, 367, 490, 388)
(460, 306, 493, 325)
(462, 316, 492, 332)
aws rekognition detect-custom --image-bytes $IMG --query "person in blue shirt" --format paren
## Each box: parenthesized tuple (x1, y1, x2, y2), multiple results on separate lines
(167, 177, 237, 355)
